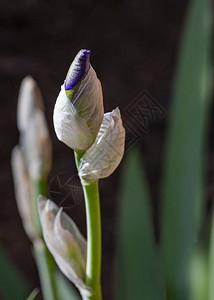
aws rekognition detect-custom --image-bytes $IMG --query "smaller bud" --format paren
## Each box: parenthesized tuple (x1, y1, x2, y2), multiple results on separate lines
(78, 108, 125, 182)
(53, 49, 104, 151)
(17, 76, 44, 133)
(11, 146, 39, 241)
(38, 196, 91, 295)
(21, 110, 52, 179)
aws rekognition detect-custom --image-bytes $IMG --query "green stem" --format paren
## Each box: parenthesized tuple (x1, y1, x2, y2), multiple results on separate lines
(82, 181, 102, 300)
(74, 150, 85, 168)
(32, 178, 58, 300)
(32, 178, 47, 237)
(75, 152, 102, 300)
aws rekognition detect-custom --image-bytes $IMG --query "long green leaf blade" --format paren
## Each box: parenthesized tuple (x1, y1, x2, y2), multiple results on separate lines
(0, 246, 29, 300)
(208, 208, 214, 300)
(115, 149, 166, 300)
(161, 0, 212, 298)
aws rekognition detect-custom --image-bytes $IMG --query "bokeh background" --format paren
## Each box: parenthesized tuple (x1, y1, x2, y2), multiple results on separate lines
(1, 0, 213, 299)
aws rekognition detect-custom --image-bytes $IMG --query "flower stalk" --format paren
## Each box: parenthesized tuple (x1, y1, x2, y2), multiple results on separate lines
(52, 49, 125, 299)
(33, 179, 58, 300)
(12, 76, 58, 300)
(75, 152, 102, 300)
(82, 181, 102, 300)
(34, 239, 58, 300)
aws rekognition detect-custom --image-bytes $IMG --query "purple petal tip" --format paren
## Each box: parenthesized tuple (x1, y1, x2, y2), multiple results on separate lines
(65, 49, 91, 90)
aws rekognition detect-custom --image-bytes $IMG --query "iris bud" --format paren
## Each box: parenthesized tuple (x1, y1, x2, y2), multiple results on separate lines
(17, 76, 44, 133)
(53, 49, 104, 151)
(38, 196, 91, 295)
(78, 108, 125, 182)
(21, 110, 52, 179)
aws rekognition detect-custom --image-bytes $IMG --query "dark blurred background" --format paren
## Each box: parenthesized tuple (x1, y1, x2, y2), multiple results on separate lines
(1, 0, 213, 299)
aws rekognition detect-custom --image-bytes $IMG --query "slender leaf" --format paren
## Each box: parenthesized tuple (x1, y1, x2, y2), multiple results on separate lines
(208, 208, 214, 300)
(0, 245, 29, 300)
(115, 149, 166, 300)
(161, 0, 212, 298)
(190, 248, 208, 300)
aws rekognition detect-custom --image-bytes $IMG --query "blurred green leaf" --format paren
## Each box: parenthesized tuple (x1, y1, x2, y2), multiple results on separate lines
(190, 248, 208, 300)
(160, 0, 212, 298)
(115, 149, 166, 300)
(55, 271, 80, 300)
(208, 207, 214, 300)
(0, 245, 29, 300)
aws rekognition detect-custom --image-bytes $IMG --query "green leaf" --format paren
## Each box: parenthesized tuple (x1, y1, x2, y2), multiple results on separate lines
(115, 148, 166, 300)
(189, 248, 208, 300)
(160, 0, 212, 298)
(55, 271, 80, 300)
(0, 245, 29, 300)
(208, 208, 214, 300)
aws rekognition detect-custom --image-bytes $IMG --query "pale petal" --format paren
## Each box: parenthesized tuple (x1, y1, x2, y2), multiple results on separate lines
(11, 146, 38, 241)
(78, 108, 125, 182)
(38, 196, 90, 295)
(72, 66, 104, 139)
(53, 49, 104, 152)
(22, 110, 52, 179)
(17, 76, 44, 133)
(53, 86, 94, 151)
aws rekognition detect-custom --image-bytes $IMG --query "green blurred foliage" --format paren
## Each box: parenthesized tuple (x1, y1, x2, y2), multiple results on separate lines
(115, 149, 166, 300)
(161, 0, 212, 298)
(0, 245, 29, 300)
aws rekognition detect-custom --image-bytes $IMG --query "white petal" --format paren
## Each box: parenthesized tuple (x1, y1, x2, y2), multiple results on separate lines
(72, 66, 104, 139)
(78, 108, 125, 182)
(53, 85, 94, 151)
(17, 76, 44, 133)
(54, 66, 104, 151)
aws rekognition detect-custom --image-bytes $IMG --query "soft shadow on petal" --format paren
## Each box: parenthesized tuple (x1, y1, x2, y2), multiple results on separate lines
(78, 108, 125, 182)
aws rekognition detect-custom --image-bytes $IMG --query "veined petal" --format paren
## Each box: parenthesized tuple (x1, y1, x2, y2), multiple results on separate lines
(53, 85, 94, 151)
(71, 66, 104, 139)
(78, 108, 125, 182)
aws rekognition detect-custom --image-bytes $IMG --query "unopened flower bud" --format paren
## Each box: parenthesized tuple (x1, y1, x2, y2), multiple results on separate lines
(78, 108, 125, 182)
(11, 146, 39, 241)
(17, 76, 44, 133)
(53, 49, 104, 151)
(21, 110, 52, 179)
(38, 196, 90, 295)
